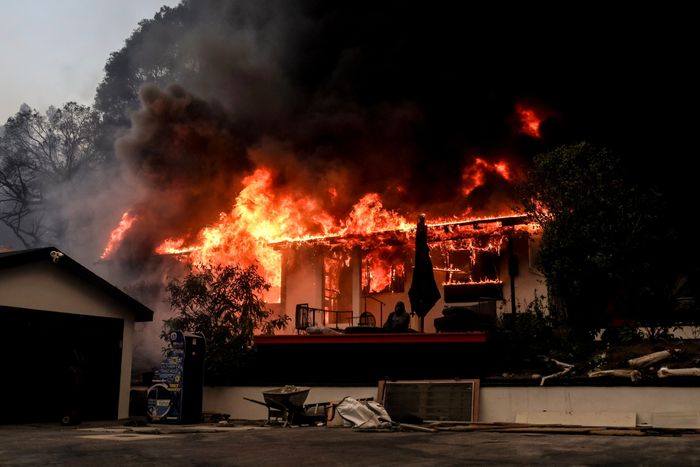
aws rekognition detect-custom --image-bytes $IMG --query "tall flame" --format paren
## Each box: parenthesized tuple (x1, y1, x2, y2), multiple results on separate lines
(103, 158, 524, 302)
(154, 168, 412, 291)
(101, 211, 137, 260)
(157, 168, 329, 287)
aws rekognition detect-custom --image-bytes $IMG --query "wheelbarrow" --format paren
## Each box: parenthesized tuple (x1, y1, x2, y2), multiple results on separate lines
(244, 385, 325, 426)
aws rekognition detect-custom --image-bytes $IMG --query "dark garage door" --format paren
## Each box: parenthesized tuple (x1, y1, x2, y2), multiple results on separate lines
(0, 306, 123, 424)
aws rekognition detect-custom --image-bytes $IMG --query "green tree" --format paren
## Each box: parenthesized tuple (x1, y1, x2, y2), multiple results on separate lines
(95, 4, 189, 131)
(163, 263, 289, 384)
(0, 103, 102, 247)
(519, 142, 670, 335)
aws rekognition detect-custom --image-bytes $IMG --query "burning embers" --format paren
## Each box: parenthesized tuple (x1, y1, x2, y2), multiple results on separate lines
(515, 103, 543, 138)
(461, 158, 512, 197)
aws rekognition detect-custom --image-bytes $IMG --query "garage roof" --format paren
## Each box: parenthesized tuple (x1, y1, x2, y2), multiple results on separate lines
(0, 247, 153, 322)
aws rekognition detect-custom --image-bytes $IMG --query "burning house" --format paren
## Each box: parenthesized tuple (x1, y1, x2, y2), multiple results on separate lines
(101, 158, 544, 333)
(91, 23, 555, 373)
(99, 102, 547, 342)
(98, 143, 546, 381)
(275, 213, 542, 334)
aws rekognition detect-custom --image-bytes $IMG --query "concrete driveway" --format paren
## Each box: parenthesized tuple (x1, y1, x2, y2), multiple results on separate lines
(2, 422, 700, 466)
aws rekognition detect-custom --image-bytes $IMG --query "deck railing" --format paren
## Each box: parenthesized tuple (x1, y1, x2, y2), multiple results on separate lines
(295, 303, 379, 332)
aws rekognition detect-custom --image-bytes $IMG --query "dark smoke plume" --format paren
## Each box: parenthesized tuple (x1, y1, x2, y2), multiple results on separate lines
(104, 1, 533, 260)
(114, 85, 250, 262)
(100, 0, 696, 262)
(79, 0, 696, 372)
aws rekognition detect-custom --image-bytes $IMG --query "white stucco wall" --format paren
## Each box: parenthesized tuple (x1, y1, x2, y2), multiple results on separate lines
(480, 386, 700, 427)
(498, 234, 547, 316)
(0, 261, 137, 419)
(204, 385, 700, 428)
(282, 249, 324, 326)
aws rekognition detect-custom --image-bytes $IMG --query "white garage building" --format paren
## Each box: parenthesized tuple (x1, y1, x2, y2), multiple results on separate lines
(0, 247, 153, 424)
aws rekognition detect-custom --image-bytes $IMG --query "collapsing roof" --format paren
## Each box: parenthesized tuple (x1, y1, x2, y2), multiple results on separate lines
(272, 213, 535, 249)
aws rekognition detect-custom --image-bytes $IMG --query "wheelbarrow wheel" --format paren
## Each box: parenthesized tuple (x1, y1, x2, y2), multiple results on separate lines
(61, 410, 81, 426)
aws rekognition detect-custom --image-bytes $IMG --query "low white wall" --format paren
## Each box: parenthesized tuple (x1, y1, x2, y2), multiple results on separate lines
(205, 385, 700, 428)
(481, 386, 700, 427)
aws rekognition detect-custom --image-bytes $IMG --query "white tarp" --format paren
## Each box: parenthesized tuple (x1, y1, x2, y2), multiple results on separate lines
(335, 397, 392, 429)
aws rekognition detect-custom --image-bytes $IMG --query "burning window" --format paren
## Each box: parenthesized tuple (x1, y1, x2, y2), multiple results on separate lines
(362, 247, 406, 294)
(435, 237, 504, 285)
(436, 238, 504, 303)
(323, 250, 353, 313)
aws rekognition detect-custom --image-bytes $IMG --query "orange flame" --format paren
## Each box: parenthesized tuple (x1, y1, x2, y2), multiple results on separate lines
(100, 211, 137, 260)
(158, 168, 330, 288)
(154, 238, 195, 255)
(362, 249, 405, 294)
(103, 157, 531, 303)
(155, 168, 412, 293)
(516, 103, 542, 138)
(342, 193, 410, 235)
(461, 157, 512, 197)
(367, 261, 392, 293)
(444, 278, 504, 286)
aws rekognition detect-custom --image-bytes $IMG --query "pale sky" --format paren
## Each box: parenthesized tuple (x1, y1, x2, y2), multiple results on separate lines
(0, 0, 181, 121)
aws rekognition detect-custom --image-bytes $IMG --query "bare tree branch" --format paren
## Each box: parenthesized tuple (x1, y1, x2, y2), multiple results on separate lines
(0, 103, 102, 247)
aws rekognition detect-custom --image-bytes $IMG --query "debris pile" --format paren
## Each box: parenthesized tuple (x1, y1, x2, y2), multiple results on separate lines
(499, 342, 700, 385)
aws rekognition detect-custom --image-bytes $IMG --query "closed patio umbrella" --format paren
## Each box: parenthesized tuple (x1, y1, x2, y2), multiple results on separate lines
(408, 214, 441, 331)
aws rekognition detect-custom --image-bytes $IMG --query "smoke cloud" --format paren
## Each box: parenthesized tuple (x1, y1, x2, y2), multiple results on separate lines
(6, 0, 691, 371)
(105, 1, 565, 264)
(114, 84, 251, 263)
